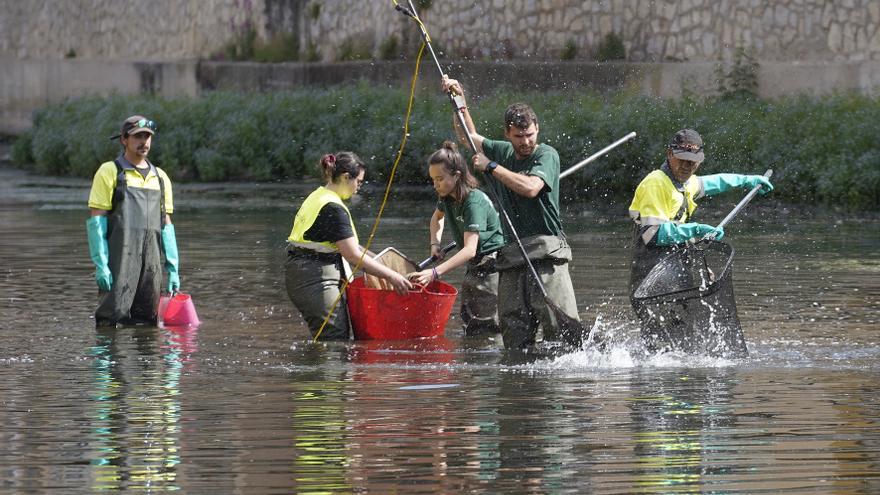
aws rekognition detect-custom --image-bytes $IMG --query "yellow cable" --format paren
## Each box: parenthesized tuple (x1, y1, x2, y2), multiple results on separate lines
(390, 0, 430, 42)
(312, 41, 426, 342)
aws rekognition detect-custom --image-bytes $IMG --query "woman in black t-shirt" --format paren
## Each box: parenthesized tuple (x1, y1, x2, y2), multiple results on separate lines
(285, 152, 412, 339)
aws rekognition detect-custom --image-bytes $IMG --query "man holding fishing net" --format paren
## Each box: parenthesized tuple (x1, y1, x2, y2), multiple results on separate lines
(441, 76, 581, 350)
(628, 129, 774, 355)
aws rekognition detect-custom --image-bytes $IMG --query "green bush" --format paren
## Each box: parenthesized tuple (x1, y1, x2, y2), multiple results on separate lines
(716, 43, 759, 100)
(596, 32, 626, 61)
(337, 37, 372, 61)
(10, 131, 32, 164)
(253, 32, 299, 63)
(379, 35, 400, 61)
(560, 40, 578, 60)
(11, 86, 880, 210)
(222, 24, 257, 61)
(303, 41, 321, 62)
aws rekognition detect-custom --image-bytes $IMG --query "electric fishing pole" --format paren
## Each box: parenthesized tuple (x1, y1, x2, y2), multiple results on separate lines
(312, 15, 429, 341)
(394, 0, 588, 346)
(392, 1, 479, 153)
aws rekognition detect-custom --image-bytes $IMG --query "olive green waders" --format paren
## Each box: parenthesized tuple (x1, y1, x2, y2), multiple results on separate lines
(285, 250, 350, 340)
(629, 225, 686, 351)
(495, 235, 580, 349)
(460, 253, 500, 336)
(95, 185, 163, 326)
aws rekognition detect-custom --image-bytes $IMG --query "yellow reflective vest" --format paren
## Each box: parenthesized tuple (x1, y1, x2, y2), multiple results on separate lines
(628, 169, 705, 245)
(288, 186, 358, 253)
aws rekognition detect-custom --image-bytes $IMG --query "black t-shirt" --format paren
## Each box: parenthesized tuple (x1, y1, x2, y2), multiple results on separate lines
(303, 203, 354, 243)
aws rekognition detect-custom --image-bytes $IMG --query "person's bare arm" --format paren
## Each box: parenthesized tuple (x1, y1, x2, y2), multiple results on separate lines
(337, 237, 412, 294)
(442, 75, 484, 153)
(408, 231, 478, 285)
(471, 153, 545, 198)
(429, 209, 446, 258)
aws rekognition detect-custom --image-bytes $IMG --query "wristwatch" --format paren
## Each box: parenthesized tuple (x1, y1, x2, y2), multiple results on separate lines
(485, 161, 498, 175)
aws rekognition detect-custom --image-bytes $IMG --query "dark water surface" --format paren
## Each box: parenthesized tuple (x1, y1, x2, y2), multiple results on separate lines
(1, 165, 879, 493)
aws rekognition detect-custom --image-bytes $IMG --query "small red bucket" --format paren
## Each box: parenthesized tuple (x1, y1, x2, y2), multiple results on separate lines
(162, 293, 201, 327)
(158, 294, 171, 321)
(346, 276, 458, 340)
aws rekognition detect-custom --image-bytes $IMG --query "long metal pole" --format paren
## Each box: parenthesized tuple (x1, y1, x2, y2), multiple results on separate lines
(559, 131, 637, 179)
(716, 169, 773, 229)
(398, 0, 554, 299)
(701, 169, 773, 242)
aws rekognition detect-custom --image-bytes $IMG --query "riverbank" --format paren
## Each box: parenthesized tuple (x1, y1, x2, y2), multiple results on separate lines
(2, 160, 876, 230)
(10, 87, 880, 210)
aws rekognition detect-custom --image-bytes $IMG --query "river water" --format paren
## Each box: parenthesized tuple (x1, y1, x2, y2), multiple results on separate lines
(1, 164, 878, 493)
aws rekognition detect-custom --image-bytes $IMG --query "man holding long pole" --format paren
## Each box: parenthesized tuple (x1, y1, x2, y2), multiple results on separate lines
(629, 128, 774, 353)
(441, 76, 580, 349)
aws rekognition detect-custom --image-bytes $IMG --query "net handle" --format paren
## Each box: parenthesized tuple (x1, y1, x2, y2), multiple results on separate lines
(704, 169, 772, 240)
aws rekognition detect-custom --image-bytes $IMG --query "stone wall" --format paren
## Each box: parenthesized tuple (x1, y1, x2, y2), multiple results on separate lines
(424, 0, 880, 62)
(0, 0, 267, 60)
(1, 0, 878, 63)
(3, 0, 880, 135)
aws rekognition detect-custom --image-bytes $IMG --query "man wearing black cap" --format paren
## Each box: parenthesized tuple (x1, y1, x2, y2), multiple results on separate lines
(628, 128, 773, 351)
(86, 115, 180, 327)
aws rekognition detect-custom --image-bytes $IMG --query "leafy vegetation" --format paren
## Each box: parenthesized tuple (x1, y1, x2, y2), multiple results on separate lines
(560, 40, 578, 60)
(596, 32, 626, 61)
(715, 44, 760, 100)
(337, 37, 372, 62)
(379, 35, 401, 61)
(12, 87, 880, 210)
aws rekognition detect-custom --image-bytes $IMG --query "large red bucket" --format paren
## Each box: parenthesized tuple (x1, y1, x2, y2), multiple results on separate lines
(346, 276, 458, 340)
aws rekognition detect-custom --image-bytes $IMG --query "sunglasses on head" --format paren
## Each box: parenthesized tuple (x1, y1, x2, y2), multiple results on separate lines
(129, 118, 157, 133)
(672, 143, 702, 153)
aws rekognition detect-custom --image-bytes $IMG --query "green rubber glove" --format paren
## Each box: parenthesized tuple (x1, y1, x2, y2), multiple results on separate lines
(742, 174, 774, 194)
(86, 215, 113, 291)
(161, 223, 181, 293)
(702, 173, 774, 196)
(655, 222, 724, 246)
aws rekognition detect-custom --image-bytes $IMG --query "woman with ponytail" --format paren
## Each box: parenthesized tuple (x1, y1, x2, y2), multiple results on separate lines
(408, 141, 505, 336)
(286, 151, 412, 340)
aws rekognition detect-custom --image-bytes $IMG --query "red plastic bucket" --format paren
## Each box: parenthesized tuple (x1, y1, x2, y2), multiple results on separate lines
(346, 276, 458, 340)
(162, 293, 201, 327)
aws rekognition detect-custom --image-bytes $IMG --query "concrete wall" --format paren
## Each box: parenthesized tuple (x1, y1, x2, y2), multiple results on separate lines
(0, 59, 198, 134)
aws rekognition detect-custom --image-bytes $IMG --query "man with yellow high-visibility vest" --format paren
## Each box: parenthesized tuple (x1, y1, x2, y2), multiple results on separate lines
(86, 115, 180, 327)
(628, 129, 774, 351)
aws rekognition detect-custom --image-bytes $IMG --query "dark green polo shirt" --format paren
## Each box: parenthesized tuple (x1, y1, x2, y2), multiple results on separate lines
(481, 138, 563, 238)
(438, 189, 505, 255)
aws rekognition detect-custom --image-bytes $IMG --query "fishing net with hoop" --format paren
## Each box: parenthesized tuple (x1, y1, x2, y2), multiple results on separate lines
(632, 240, 748, 357)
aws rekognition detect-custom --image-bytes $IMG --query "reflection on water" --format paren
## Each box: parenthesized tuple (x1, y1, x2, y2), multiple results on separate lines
(1, 165, 879, 493)
(88, 326, 195, 490)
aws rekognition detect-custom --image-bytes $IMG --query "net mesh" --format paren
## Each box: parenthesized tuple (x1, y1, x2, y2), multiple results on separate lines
(632, 240, 748, 357)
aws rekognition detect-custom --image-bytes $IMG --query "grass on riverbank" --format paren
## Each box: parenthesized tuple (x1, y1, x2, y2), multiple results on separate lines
(11, 84, 880, 209)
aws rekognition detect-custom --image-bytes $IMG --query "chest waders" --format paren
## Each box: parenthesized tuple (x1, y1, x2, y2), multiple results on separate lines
(95, 160, 165, 326)
(285, 188, 355, 340)
(629, 185, 691, 351)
